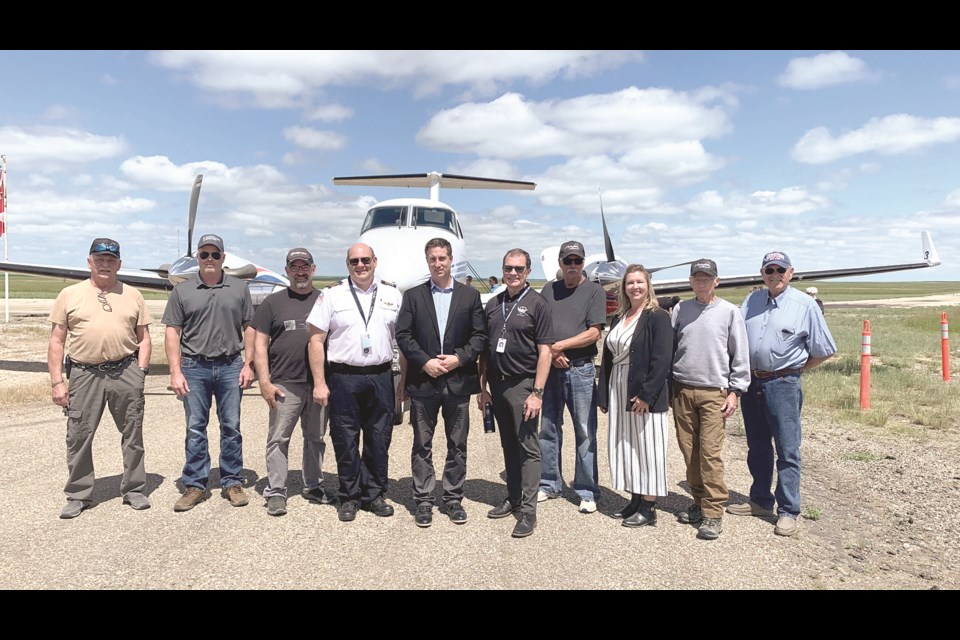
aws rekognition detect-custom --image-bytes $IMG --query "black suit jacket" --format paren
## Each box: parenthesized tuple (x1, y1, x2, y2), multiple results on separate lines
(597, 306, 673, 413)
(395, 280, 487, 398)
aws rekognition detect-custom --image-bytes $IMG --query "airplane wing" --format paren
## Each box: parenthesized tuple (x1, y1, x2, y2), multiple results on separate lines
(651, 231, 942, 295)
(333, 172, 536, 191)
(0, 261, 172, 290)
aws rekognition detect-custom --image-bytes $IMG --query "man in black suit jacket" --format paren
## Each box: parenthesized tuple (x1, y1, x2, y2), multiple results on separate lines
(395, 238, 487, 528)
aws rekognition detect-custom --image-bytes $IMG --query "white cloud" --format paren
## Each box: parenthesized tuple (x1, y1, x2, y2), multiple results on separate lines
(0, 126, 126, 171)
(305, 104, 353, 122)
(944, 188, 960, 208)
(282, 126, 347, 151)
(150, 50, 644, 107)
(791, 114, 960, 164)
(778, 51, 872, 90)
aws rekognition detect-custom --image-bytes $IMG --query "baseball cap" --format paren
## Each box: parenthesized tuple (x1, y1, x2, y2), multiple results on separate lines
(761, 251, 792, 269)
(559, 241, 586, 260)
(89, 237, 121, 258)
(197, 234, 225, 252)
(690, 258, 718, 277)
(286, 247, 314, 265)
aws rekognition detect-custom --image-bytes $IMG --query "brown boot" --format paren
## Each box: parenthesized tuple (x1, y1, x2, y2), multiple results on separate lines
(174, 487, 209, 512)
(223, 485, 250, 507)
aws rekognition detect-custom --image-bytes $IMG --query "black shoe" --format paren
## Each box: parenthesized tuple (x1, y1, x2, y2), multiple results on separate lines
(414, 503, 433, 528)
(622, 499, 658, 528)
(487, 500, 518, 519)
(338, 500, 358, 522)
(612, 494, 643, 519)
(362, 496, 395, 517)
(511, 513, 537, 538)
(677, 503, 703, 524)
(445, 501, 467, 524)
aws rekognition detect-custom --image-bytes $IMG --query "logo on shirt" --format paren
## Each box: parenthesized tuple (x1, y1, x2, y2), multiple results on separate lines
(517, 305, 528, 316)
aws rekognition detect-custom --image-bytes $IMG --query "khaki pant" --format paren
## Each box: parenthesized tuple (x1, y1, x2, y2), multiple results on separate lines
(64, 361, 146, 503)
(671, 382, 728, 518)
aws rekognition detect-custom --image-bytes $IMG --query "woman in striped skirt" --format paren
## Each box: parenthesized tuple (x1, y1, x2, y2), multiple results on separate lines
(597, 264, 674, 527)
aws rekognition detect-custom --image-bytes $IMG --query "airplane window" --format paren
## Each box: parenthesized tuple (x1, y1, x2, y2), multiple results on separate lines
(414, 207, 459, 236)
(361, 206, 406, 233)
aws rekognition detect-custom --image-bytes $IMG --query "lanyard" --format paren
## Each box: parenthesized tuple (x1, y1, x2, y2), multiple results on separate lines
(348, 278, 378, 330)
(500, 286, 530, 336)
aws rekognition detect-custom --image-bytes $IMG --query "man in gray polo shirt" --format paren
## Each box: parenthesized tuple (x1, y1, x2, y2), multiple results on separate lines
(163, 233, 255, 512)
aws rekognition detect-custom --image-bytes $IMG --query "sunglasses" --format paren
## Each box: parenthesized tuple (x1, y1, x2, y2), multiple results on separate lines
(764, 266, 787, 275)
(198, 251, 222, 260)
(502, 265, 527, 273)
(92, 242, 119, 254)
(348, 257, 373, 266)
(97, 291, 112, 312)
(562, 256, 584, 265)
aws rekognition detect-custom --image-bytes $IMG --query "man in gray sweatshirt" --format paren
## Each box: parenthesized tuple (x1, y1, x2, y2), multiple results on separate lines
(670, 259, 751, 540)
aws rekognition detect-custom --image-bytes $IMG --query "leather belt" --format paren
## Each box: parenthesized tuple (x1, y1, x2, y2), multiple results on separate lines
(187, 353, 239, 362)
(329, 361, 391, 375)
(71, 351, 137, 372)
(564, 356, 595, 367)
(752, 368, 803, 379)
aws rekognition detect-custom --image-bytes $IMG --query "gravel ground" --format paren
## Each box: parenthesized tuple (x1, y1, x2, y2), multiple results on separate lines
(0, 300, 957, 590)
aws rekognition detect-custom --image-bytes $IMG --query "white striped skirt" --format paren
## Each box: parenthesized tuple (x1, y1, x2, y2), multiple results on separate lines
(607, 362, 669, 496)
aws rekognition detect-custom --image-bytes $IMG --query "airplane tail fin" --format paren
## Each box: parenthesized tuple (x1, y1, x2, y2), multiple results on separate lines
(599, 191, 616, 263)
(922, 231, 941, 266)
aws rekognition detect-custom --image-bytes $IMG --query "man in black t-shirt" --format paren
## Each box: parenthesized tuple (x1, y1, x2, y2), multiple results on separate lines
(252, 248, 333, 516)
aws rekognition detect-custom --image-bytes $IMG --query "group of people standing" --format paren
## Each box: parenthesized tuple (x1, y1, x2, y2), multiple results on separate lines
(48, 234, 835, 542)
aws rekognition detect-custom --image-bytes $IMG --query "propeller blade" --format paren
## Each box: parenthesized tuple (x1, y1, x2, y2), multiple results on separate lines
(224, 263, 258, 280)
(648, 259, 698, 274)
(599, 190, 616, 263)
(186, 174, 203, 257)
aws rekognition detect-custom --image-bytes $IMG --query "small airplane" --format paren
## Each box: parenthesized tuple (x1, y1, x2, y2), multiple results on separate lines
(0, 175, 289, 303)
(539, 196, 942, 317)
(333, 171, 536, 294)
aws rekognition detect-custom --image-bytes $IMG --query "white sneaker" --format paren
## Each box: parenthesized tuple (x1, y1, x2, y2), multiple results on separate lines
(578, 500, 597, 514)
(537, 490, 559, 503)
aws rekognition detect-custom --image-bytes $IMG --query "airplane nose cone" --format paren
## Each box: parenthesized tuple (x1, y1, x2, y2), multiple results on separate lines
(167, 256, 199, 284)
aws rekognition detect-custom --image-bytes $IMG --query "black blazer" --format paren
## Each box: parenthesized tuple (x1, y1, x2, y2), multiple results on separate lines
(597, 306, 673, 413)
(395, 280, 487, 398)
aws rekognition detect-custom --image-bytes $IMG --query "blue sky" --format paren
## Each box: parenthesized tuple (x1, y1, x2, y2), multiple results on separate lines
(1, 50, 957, 282)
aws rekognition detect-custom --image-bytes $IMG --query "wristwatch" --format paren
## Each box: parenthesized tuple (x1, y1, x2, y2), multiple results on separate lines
(139, 367, 149, 375)
(730, 389, 742, 398)
(532, 387, 544, 398)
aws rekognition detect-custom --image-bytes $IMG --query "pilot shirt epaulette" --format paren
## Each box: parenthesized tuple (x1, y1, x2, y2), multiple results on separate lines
(379, 278, 398, 288)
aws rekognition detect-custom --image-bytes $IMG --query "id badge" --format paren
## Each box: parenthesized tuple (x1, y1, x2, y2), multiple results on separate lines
(361, 334, 372, 353)
(496, 338, 507, 353)
(283, 320, 297, 332)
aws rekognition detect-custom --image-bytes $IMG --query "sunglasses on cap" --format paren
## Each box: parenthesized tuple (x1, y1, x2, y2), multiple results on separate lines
(348, 257, 373, 266)
(562, 256, 584, 265)
(502, 265, 526, 273)
(764, 266, 787, 275)
(92, 242, 119, 254)
(199, 251, 222, 260)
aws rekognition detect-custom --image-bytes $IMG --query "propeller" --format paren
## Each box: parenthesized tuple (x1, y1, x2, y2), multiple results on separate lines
(599, 189, 616, 263)
(186, 174, 202, 257)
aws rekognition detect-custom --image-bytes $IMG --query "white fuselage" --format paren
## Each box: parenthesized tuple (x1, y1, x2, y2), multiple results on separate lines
(357, 196, 467, 292)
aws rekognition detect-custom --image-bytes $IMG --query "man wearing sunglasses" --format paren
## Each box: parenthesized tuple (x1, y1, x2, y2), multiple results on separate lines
(48, 238, 153, 518)
(537, 240, 606, 514)
(478, 248, 554, 538)
(252, 248, 335, 517)
(732, 251, 836, 537)
(164, 234, 256, 512)
(306, 243, 403, 522)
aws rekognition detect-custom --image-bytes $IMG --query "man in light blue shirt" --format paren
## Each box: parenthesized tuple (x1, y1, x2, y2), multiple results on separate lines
(730, 250, 836, 537)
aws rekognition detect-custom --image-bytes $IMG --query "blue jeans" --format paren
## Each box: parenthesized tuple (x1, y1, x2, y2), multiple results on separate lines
(179, 354, 244, 490)
(538, 361, 600, 502)
(740, 374, 803, 517)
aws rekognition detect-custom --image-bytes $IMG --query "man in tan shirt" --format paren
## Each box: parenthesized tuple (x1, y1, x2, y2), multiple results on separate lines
(48, 238, 153, 519)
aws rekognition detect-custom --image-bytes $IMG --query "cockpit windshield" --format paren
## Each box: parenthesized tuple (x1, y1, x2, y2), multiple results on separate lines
(361, 206, 406, 234)
(413, 206, 460, 237)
